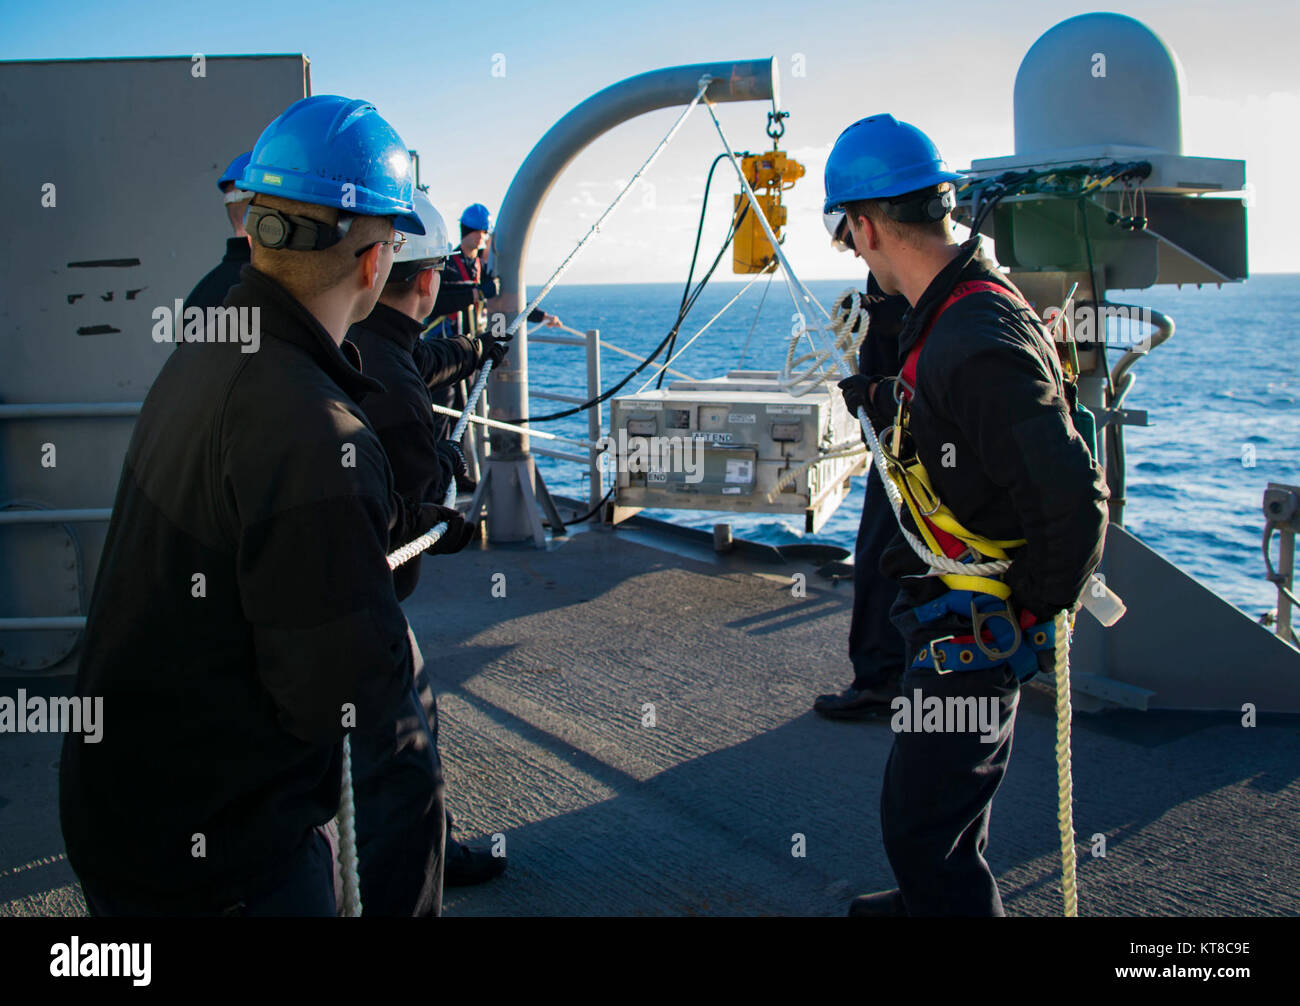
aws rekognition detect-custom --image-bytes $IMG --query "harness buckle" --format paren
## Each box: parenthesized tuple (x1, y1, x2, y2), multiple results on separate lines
(925, 634, 955, 674)
(970, 600, 1022, 662)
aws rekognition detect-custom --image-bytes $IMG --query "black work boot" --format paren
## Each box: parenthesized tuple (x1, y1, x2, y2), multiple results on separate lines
(813, 680, 899, 721)
(848, 888, 906, 917)
(444, 837, 507, 887)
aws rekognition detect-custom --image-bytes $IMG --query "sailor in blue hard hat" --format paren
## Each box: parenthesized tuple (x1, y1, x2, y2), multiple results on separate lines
(810, 116, 957, 724)
(428, 202, 560, 341)
(824, 115, 1108, 917)
(183, 151, 254, 314)
(460, 201, 491, 235)
(345, 189, 511, 911)
(61, 94, 470, 918)
(425, 202, 560, 486)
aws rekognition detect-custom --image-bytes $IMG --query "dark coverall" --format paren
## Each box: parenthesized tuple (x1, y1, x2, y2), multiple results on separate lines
(848, 275, 909, 691)
(61, 267, 436, 915)
(345, 303, 485, 916)
(878, 237, 1108, 915)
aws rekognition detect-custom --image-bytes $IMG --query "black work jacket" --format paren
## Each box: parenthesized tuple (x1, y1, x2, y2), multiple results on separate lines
(60, 266, 422, 912)
(881, 237, 1109, 623)
(347, 303, 481, 599)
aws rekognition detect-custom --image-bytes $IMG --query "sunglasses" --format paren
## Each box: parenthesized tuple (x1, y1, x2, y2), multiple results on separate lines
(824, 210, 855, 253)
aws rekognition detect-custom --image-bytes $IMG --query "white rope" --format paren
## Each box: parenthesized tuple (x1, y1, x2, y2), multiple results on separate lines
(550, 323, 697, 382)
(780, 287, 867, 398)
(1054, 611, 1079, 917)
(428, 402, 597, 449)
(337, 735, 362, 916)
(503, 77, 714, 338)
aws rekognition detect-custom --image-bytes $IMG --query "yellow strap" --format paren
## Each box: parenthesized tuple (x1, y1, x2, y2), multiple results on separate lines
(882, 400, 1027, 601)
(888, 462, 1013, 599)
(901, 462, 1026, 557)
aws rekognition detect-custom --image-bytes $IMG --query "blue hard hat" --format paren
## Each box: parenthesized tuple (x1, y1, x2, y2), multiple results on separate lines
(460, 203, 491, 232)
(823, 114, 963, 213)
(217, 151, 252, 191)
(239, 95, 425, 234)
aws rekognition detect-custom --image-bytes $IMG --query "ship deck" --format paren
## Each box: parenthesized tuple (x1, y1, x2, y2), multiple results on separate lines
(3, 518, 1299, 917)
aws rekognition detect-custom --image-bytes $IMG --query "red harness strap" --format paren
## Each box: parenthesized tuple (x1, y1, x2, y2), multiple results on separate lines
(450, 252, 478, 284)
(898, 280, 1029, 401)
(894, 279, 1031, 561)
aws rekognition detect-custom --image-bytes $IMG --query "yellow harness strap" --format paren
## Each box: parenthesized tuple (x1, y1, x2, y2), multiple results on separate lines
(886, 457, 1026, 601)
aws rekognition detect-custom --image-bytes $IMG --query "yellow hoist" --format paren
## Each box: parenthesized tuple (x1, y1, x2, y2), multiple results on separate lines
(733, 112, 804, 274)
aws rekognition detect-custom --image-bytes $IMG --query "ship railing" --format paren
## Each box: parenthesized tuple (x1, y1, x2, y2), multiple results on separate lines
(523, 326, 606, 511)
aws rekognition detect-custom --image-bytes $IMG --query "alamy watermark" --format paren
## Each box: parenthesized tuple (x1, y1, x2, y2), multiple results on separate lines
(891, 688, 999, 744)
(1057, 303, 1154, 351)
(50, 938, 150, 985)
(0, 689, 103, 743)
(596, 429, 704, 484)
(151, 301, 260, 353)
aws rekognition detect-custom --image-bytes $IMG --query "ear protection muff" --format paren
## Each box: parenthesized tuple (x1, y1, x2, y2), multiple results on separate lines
(883, 185, 956, 224)
(245, 205, 352, 251)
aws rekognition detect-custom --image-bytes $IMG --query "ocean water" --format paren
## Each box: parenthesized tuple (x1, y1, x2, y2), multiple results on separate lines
(521, 274, 1299, 619)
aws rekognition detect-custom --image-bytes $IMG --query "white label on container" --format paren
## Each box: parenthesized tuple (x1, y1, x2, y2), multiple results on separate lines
(725, 459, 753, 483)
(766, 405, 812, 415)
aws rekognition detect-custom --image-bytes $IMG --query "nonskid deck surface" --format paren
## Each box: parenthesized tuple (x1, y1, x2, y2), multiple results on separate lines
(2, 527, 1298, 916)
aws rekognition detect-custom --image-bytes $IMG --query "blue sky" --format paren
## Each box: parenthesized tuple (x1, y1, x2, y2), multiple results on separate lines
(4, 0, 1297, 281)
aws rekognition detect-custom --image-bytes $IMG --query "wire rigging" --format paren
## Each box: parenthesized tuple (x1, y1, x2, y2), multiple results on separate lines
(504, 191, 750, 425)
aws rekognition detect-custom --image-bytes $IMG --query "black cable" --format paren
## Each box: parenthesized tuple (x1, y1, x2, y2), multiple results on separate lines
(504, 194, 749, 425)
(659, 153, 732, 388)
(1077, 196, 1114, 398)
(966, 160, 1150, 237)
(546, 486, 614, 528)
(679, 155, 730, 316)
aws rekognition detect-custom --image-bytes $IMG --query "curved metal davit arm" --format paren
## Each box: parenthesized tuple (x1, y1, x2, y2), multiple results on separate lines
(486, 58, 778, 460)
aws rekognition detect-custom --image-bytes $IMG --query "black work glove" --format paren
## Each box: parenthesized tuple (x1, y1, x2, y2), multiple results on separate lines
(435, 440, 469, 478)
(838, 374, 872, 417)
(476, 331, 511, 367)
(415, 503, 475, 556)
(478, 275, 501, 300)
(838, 373, 895, 434)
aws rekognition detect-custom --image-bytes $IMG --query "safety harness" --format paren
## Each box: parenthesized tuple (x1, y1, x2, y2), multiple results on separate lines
(884, 280, 1069, 681)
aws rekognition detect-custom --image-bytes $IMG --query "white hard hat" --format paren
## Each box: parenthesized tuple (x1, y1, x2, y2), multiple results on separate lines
(392, 190, 452, 273)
